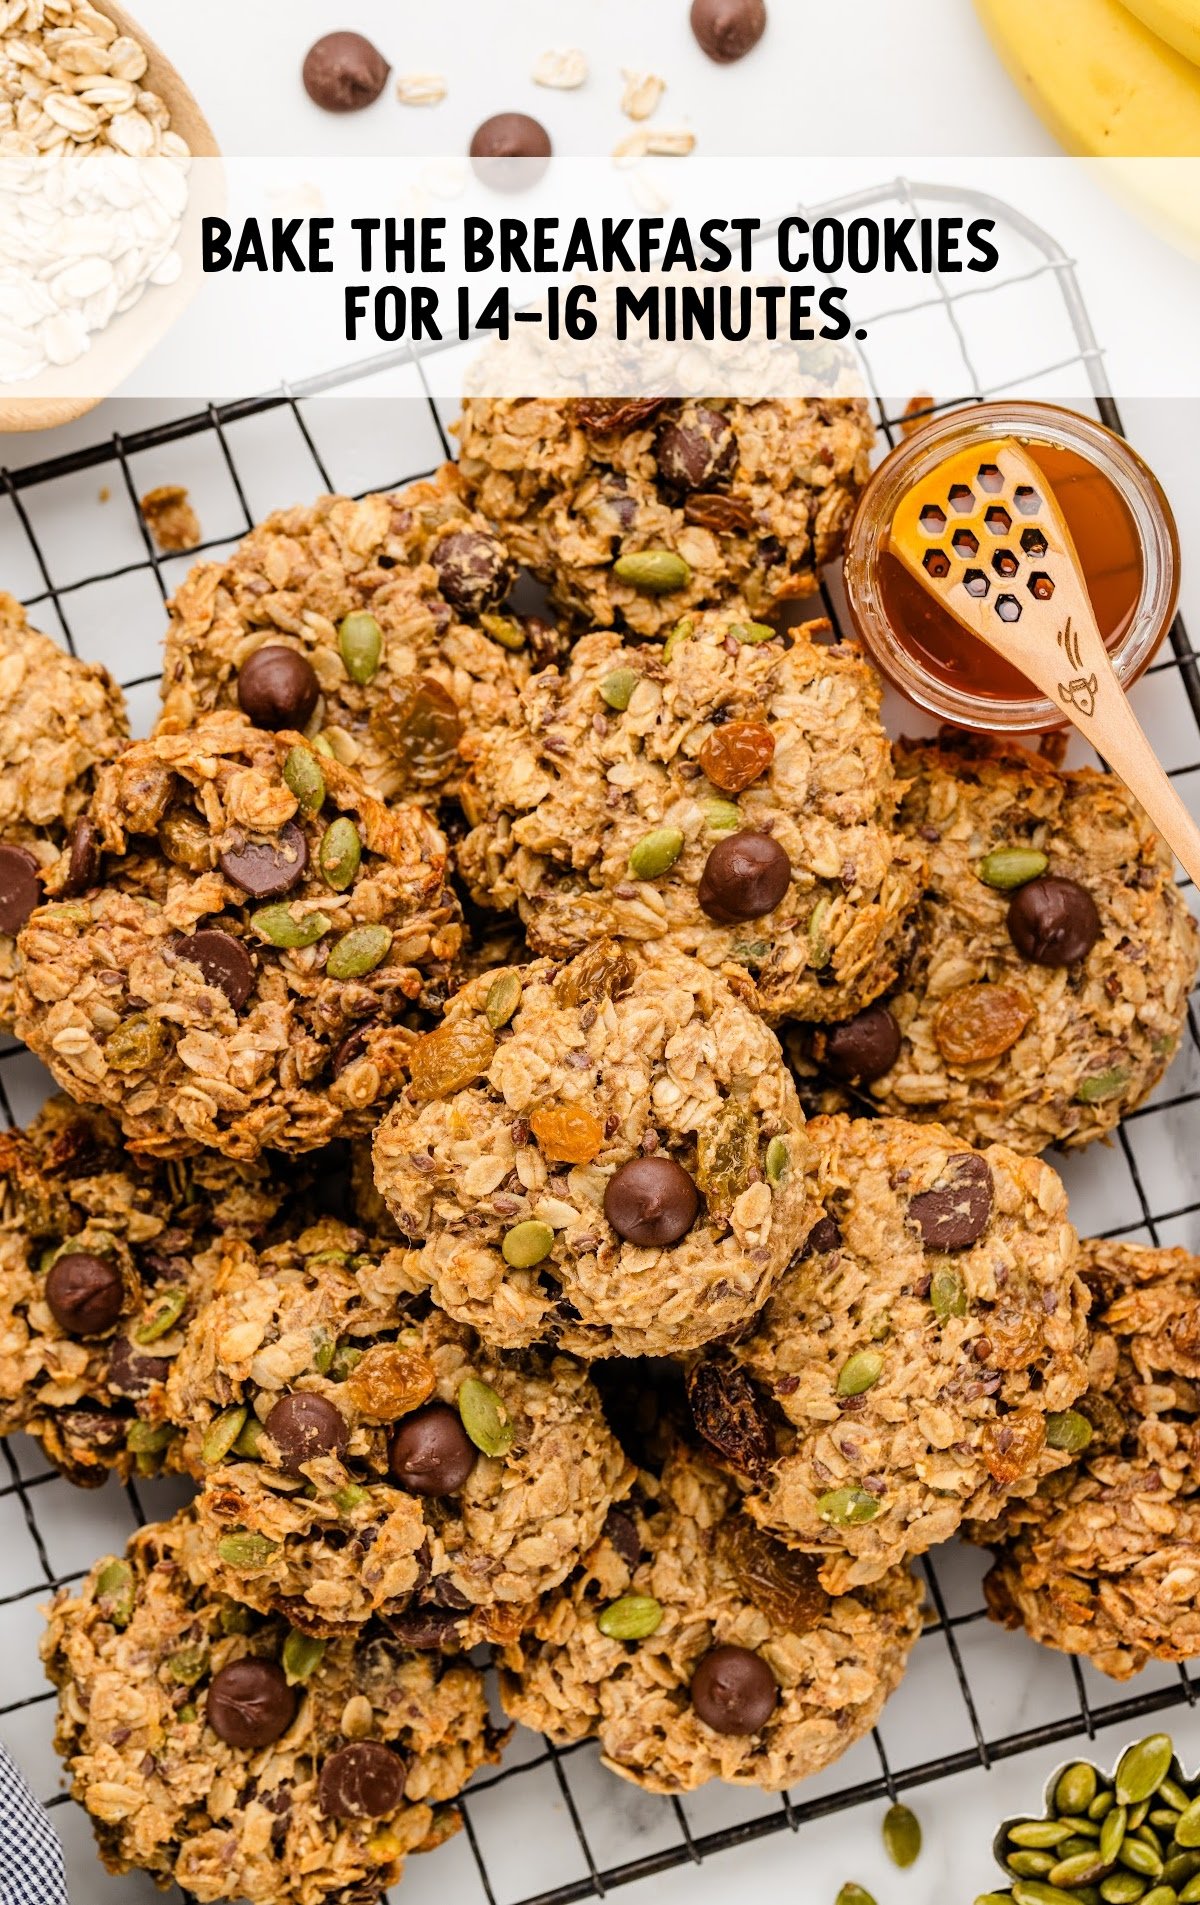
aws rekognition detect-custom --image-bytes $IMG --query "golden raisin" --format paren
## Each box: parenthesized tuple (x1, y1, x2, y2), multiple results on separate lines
(529, 1104, 605, 1165)
(980, 1408, 1045, 1486)
(374, 677, 462, 788)
(933, 982, 1033, 1067)
(698, 720, 776, 794)
(408, 1020, 495, 1101)
(343, 1344, 436, 1421)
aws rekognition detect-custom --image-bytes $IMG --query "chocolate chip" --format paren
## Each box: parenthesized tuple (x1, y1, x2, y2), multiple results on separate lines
(687, 1362, 775, 1478)
(431, 530, 513, 616)
(176, 929, 255, 1009)
(385, 1604, 464, 1650)
(105, 1334, 169, 1399)
(332, 1022, 374, 1077)
(909, 1153, 994, 1251)
(690, 0, 767, 61)
(690, 1645, 777, 1734)
(219, 821, 308, 899)
(604, 1156, 700, 1248)
(387, 1404, 476, 1497)
(469, 113, 552, 190)
(1007, 876, 1100, 966)
(317, 1741, 406, 1818)
(819, 1003, 901, 1084)
(206, 1658, 296, 1749)
(302, 32, 390, 112)
(802, 1215, 843, 1256)
(58, 1406, 126, 1462)
(602, 1506, 641, 1570)
(62, 818, 101, 896)
(264, 1392, 348, 1476)
(0, 844, 40, 935)
(236, 646, 320, 731)
(45, 1252, 124, 1337)
(655, 407, 737, 492)
(697, 831, 791, 923)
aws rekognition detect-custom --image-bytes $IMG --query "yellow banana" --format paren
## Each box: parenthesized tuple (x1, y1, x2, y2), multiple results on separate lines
(1119, 0, 1200, 69)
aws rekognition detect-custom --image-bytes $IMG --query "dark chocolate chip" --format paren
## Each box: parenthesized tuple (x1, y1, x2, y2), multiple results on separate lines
(469, 113, 552, 191)
(687, 1362, 775, 1478)
(62, 817, 101, 896)
(58, 1406, 127, 1462)
(219, 821, 308, 899)
(908, 1153, 994, 1251)
(655, 407, 737, 492)
(206, 1658, 296, 1749)
(819, 1003, 901, 1084)
(602, 1506, 641, 1570)
(105, 1334, 170, 1399)
(0, 843, 40, 935)
(387, 1403, 476, 1497)
(317, 1741, 406, 1818)
(45, 1252, 124, 1337)
(690, 0, 767, 61)
(690, 1645, 777, 1734)
(801, 1215, 843, 1257)
(604, 1156, 700, 1248)
(176, 929, 255, 1009)
(302, 32, 390, 112)
(697, 831, 791, 923)
(264, 1392, 348, 1476)
(1007, 876, 1101, 967)
(332, 1021, 374, 1077)
(236, 646, 320, 732)
(431, 530, 514, 617)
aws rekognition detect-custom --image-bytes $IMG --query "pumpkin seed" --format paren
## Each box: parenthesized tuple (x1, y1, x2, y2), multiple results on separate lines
(1077, 1066, 1132, 1105)
(835, 1889, 876, 1905)
(485, 971, 522, 1030)
(978, 847, 1049, 889)
(1092, 1794, 1117, 1822)
(816, 1487, 879, 1527)
(219, 1603, 254, 1635)
(312, 733, 336, 759)
(977, 1896, 1017, 1905)
(764, 1136, 789, 1184)
(1159, 1779, 1191, 1813)
(330, 1344, 362, 1382)
(1058, 1765, 1100, 1816)
(1168, 1851, 1200, 1888)
(283, 746, 325, 817)
(334, 1483, 367, 1513)
(1010, 1852, 1057, 1878)
(1176, 1798, 1200, 1847)
(480, 612, 525, 651)
(1012, 1884, 1083, 1905)
(1012, 1823, 1076, 1850)
(1099, 1876, 1148, 1903)
(282, 1630, 326, 1683)
(730, 620, 776, 644)
(1148, 1809, 1179, 1831)
(1120, 1843, 1164, 1881)
(40, 902, 90, 926)
(96, 1559, 134, 1628)
(1183, 1877, 1200, 1904)
(663, 615, 693, 661)
(1058, 1818, 1101, 1840)
(882, 1802, 921, 1868)
(177, 1704, 198, 1725)
(930, 1266, 968, 1321)
(338, 610, 384, 684)
(319, 817, 362, 892)
(105, 1014, 167, 1071)
(613, 550, 691, 594)
(703, 797, 741, 832)
(1136, 1825, 1164, 1856)
(326, 925, 392, 980)
(168, 1643, 209, 1686)
(600, 668, 639, 711)
(201, 1405, 248, 1467)
(312, 1329, 336, 1375)
(1129, 1803, 1151, 1831)
(837, 1350, 883, 1398)
(1141, 1889, 1178, 1905)
(233, 1415, 265, 1460)
(808, 896, 832, 968)
(1117, 1738, 1175, 1808)
(501, 1221, 554, 1269)
(217, 1532, 280, 1569)
(1049, 1854, 1108, 1887)
(135, 1286, 187, 1344)
(1046, 1409, 1094, 1453)
(596, 1593, 663, 1640)
(126, 1421, 173, 1453)
(1101, 1806, 1129, 1866)
(458, 1376, 514, 1457)
(252, 903, 331, 949)
(628, 827, 684, 880)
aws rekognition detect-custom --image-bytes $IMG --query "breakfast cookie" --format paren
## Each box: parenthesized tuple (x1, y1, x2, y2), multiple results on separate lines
(42, 1506, 503, 1905)
(14, 712, 462, 1159)
(803, 736, 1199, 1152)
(687, 1114, 1089, 1591)
(167, 1220, 634, 1638)
(498, 1445, 923, 1793)
(372, 940, 814, 1358)
(0, 592, 127, 1028)
(975, 1238, 1200, 1680)
(453, 396, 874, 637)
(158, 473, 552, 804)
(458, 611, 922, 1024)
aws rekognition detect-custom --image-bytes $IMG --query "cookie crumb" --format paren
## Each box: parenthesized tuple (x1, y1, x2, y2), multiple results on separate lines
(139, 485, 201, 553)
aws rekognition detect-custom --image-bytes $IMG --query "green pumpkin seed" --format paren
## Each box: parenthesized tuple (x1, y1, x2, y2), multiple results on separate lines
(501, 1221, 554, 1269)
(600, 668, 639, 711)
(930, 1266, 968, 1321)
(1128, 1802, 1151, 1831)
(333, 1483, 367, 1513)
(1053, 1837, 1096, 1859)
(252, 903, 331, 949)
(326, 925, 392, 980)
(808, 896, 832, 969)
(458, 1376, 514, 1457)
(219, 1602, 254, 1635)
(835, 1889, 877, 1905)
(613, 550, 692, 594)
(1117, 1739, 1175, 1808)
(1092, 1793, 1118, 1822)
(330, 1344, 362, 1382)
(1183, 1877, 1200, 1905)
(1012, 1823, 1077, 1850)
(978, 847, 1049, 889)
(1077, 1066, 1132, 1105)
(1102, 1806, 1130, 1866)
(1148, 1809, 1179, 1831)
(596, 1593, 663, 1640)
(730, 620, 776, 644)
(283, 746, 325, 817)
(837, 1350, 883, 1398)
(1059, 1817, 1101, 1840)
(816, 1487, 879, 1527)
(105, 1014, 167, 1072)
(764, 1136, 789, 1185)
(1175, 1799, 1200, 1848)
(663, 616, 693, 661)
(882, 1802, 921, 1868)
(977, 1896, 1018, 1905)
(201, 1405, 248, 1467)
(233, 1415, 265, 1460)
(479, 612, 525, 651)
(41, 902, 91, 927)
(318, 817, 362, 892)
(1058, 1765, 1100, 1816)
(1046, 1409, 1094, 1454)
(1137, 1825, 1164, 1856)
(168, 1643, 209, 1686)
(703, 798, 741, 832)
(1120, 1844, 1164, 1881)
(217, 1532, 280, 1569)
(312, 733, 336, 759)
(628, 827, 684, 880)
(1099, 1876, 1147, 1903)
(312, 1329, 336, 1375)
(1140, 1888, 1178, 1905)
(338, 610, 383, 684)
(1050, 1854, 1108, 1887)
(485, 971, 522, 1030)
(177, 1704, 198, 1725)
(135, 1286, 187, 1344)
(282, 1630, 326, 1683)
(1010, 1852, 1057, 1878)
(126, 1421, 174, 1453)
(1012, 1884, 1082, 1905)
(1158, 1778, 1191, 1813)
(96, 1559, 134, 1628)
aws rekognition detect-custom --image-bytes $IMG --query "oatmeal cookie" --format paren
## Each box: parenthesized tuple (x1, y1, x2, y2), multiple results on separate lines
(158, 473, 551, 804)
(974, 1238, 1200, 1680)
(498, 1445, 923, 1793)
(805, 736, 1199, 1152)
(14, 712, 462, 1159)
(42, 1506, 503, 1905)
(167, 1220, 634, 1638)
(453, 397, 874, 638)
(0, 592, 127, 1028)
(688, 1115, 1088, 1591)
(372, 940, 814, 1358)
(458, 611, 922, 1024)
(0, 1096, 293, 1486)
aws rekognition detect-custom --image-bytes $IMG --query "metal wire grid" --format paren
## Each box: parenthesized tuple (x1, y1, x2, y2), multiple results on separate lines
(0, 177, 1198, 1904)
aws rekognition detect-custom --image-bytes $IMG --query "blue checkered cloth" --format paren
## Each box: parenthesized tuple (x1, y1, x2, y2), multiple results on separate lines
(0, 1744, 67, 1905)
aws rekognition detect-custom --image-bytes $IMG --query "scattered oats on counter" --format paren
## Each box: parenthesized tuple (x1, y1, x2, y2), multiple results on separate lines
(139, 482, 201, 553)
(620, 69, 666, 121)
(395, 71, 447, 106)
(613, 126, 696, 159)
(532, 47, 588, 90)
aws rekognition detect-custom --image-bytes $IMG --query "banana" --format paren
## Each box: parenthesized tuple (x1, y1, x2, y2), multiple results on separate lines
(1119, 0, 1200, 69)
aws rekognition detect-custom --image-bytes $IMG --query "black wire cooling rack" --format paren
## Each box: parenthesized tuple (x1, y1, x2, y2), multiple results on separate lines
(2, 178, 1200, 1905)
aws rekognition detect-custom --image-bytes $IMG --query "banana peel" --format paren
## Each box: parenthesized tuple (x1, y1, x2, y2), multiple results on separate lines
(1119, 0, 1200, 69)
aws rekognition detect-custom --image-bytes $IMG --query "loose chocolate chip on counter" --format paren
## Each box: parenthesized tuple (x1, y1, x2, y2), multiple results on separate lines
(802, 1214, 843, 1256)
(690, 0, 768, 61)
(908, 1153, 994, 1251)
(45, 1252, 124, 1337)
(469, 112, 552, 190)
(1007, 876, 1101, 966)
(206, 1658, 296, 1749)
(690, 1645, 778, 1734)
(602, 1505, 642, 1570)
(105, 1334, 170, 1398)
(819, 1003, 902, 1084)
(236, 646, 320, 732)
(431, 530, 514, 616)
(697, 831, 791, 923)
(62, 817, 102, 896)
(604, 1156, 700, 1247)
(387, 1403, 476, 1497)
(655, 407, 737, 492)
(264, 1392, 348, 1476)
(219, 821, 308, 900)
(302, 32, 390, 112)
(176, 929, 255, 1009)
(0, 843, 40, 935)
(317, 1741, 407, 1819)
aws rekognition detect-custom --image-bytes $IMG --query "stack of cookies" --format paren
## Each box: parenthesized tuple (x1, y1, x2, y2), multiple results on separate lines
(1, 395, 1197, 1905)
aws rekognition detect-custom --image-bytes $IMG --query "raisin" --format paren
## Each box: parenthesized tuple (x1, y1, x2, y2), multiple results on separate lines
(554, 939, 634, 1008)
(980, 1408, 1046, 1486)
(408, 1020, 495, 1101)
(933, 982, 1034, 1067)
(687, 1361, 775, 1478)
(529, 1104, 604, 1165)
(683, 493, 757, 534)
(698, 720, 775, 795)
(373, 677, 462, 788)
(572, 397, 667, 433)
(695, 1100, 757, 1217)
(343, 1344, 437, 1421)
(723, 1521, 828, 1636)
